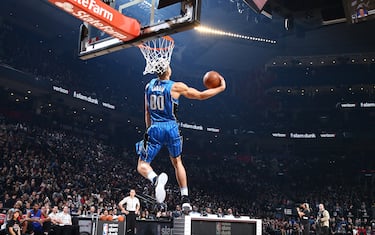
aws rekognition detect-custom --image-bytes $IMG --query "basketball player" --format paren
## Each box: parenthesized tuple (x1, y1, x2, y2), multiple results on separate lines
(136, 65, 226, 211)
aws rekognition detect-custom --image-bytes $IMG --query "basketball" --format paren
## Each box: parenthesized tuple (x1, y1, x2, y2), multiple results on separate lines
(203, 71, 222, 89)
(118, 215, 125, 222)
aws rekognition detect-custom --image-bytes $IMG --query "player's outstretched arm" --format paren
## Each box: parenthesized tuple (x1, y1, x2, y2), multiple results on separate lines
(172, 77, 226, 100)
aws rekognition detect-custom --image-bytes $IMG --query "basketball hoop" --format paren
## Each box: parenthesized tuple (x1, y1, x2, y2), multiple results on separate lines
(138, 36, 174, 75)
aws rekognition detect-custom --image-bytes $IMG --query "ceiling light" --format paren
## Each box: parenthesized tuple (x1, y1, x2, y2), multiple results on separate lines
(195, 25, 276, 44)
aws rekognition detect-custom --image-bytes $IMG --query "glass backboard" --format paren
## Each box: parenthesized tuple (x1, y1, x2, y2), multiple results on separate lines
(78, 0, 201, 59)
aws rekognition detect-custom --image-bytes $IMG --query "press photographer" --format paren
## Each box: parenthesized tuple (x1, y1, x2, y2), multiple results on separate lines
(296, 203, 311, 235)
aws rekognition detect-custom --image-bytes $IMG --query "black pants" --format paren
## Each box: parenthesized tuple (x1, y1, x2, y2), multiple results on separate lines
(319, 226, 329, 235)
(126, 211, 136, 235)
(50, 225, 73, 235)
(302, 223, 310, 235)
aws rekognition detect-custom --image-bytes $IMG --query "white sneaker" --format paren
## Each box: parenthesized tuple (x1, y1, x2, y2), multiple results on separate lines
(182, 202, 192, 212)
(181, 195, 192, 211)
(155, 173, 168, 203)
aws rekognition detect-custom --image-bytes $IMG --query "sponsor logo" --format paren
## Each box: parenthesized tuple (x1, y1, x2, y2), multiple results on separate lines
(57, 0, 113, 21)
(73, 91, 99, 105)
(52, 0, 131, 40)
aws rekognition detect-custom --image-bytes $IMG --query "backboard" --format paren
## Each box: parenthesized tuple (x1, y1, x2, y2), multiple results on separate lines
(78, 0, 201, 59)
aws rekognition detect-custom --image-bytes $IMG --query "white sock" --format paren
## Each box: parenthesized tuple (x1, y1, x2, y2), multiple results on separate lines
(180, 187, 188, 196)
(147, 171, 158, 184)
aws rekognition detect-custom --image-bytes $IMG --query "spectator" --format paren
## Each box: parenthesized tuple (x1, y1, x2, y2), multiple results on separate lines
(6, 209, 22, 235)
(48, 206, 61, 225)
(317, 203, 330, 235)
(26, 202, 46, 235)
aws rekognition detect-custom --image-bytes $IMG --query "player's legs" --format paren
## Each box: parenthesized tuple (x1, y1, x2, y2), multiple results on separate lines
(136, 142, 160, 184)
(170, 156, 191, 211)
(170, 156, 187, 189)
(137, 157, 168, 203)
(165, 122, 191, 209)
(136, 123, 163, 181)
(136, 126, 168, 203)
(137, 158, 153, 179)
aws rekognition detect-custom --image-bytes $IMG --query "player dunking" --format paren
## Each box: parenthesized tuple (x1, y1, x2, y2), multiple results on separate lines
(136, 65, 226, 210)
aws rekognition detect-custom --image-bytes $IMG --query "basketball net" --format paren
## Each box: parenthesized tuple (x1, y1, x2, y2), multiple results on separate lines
(138, 36, 174, 75)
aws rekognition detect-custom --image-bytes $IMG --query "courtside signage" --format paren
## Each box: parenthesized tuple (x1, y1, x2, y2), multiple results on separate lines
(48, 0, 140, 40)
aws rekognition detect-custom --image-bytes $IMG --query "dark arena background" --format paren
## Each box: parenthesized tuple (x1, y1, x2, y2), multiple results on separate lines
(1, 0, 375, 234)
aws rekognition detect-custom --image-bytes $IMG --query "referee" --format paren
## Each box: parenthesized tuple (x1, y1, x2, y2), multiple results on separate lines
(118, 189, 140, 235)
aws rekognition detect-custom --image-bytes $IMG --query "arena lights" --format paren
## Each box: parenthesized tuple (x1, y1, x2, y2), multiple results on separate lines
(195, 25, 277, 44)
(266, 53, 375, 68)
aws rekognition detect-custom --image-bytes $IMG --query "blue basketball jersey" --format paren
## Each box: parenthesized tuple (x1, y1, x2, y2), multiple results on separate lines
(146, 78, 179, 122)
(136, 78, 182, 162)
(30, 209, 43, 231)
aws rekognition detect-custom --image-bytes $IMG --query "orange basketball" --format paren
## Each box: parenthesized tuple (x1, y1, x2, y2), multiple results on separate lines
(203, 71, 222, 89)
(99, 215, 107, 221)
(106, 215, 113, 221)
(117, 215, 125, 222)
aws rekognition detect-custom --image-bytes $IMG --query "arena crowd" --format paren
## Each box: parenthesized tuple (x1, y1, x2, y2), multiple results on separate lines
(1, 119, 375, 234)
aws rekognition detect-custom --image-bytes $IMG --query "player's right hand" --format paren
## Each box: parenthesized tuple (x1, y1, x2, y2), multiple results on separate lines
(219, 76, 226, 90)
(143, 132, 149, 148)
